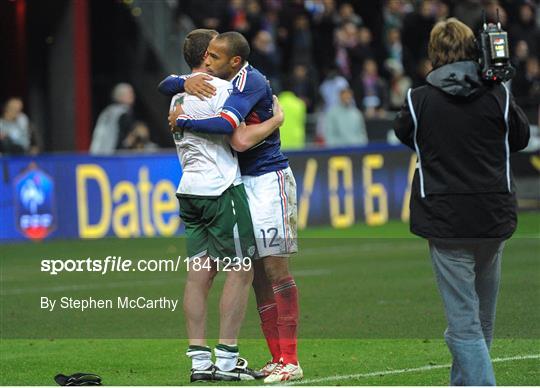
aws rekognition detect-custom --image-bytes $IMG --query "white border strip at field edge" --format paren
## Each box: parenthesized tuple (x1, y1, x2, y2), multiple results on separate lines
(286, 354, 540, 385)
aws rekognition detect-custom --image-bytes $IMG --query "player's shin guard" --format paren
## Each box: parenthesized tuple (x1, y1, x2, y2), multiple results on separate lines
(272, 276, 299, 365)
(257, 301, 281, 363)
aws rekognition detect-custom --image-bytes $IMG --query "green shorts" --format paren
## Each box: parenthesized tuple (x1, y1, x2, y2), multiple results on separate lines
(177, 184, 256, 260)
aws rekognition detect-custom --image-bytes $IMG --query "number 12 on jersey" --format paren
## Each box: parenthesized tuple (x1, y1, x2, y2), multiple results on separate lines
(260, 227, 279, 248)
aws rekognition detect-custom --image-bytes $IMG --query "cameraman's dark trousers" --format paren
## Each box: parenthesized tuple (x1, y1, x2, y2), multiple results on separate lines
(394, 60, 530, 386)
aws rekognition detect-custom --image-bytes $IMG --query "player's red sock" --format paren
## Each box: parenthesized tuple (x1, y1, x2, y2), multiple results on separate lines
(257, 301, 281, 363)
(272, 276, 299, 365)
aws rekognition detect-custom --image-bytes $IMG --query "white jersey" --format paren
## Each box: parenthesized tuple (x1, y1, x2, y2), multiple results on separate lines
(170, 74, 241, 197)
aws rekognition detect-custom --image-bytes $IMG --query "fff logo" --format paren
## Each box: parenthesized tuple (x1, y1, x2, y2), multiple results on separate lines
(14, 165, 57, 240)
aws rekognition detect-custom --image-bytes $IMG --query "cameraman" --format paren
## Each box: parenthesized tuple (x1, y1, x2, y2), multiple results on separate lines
(394, 18, 529, 386)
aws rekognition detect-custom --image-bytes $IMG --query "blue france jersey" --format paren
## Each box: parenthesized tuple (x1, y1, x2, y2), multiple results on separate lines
(158, 63, 289, 176)
(224, 63, 289, 176)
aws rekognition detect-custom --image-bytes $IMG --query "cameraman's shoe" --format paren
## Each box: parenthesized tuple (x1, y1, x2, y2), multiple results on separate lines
(213, 358, 265, 381)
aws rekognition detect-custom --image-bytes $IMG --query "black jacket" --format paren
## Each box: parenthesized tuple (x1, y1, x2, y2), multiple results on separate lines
(394, 61, 530, 239)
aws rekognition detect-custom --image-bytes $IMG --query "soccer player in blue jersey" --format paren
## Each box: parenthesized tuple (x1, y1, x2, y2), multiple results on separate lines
(159, 31, 302, 383)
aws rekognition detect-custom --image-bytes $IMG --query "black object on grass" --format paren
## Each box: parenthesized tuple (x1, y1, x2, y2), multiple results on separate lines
(54, 373, 102, 386)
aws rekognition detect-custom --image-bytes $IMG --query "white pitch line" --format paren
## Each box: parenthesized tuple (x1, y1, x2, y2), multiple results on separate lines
(286, 354, 540, 385)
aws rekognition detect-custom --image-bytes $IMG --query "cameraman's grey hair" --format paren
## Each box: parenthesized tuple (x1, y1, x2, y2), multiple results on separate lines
(111, 83, 133, 102)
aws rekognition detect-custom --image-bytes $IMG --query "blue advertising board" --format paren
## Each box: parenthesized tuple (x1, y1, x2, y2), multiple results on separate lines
(1, 145, 537, 242)
(1, 153, 182, 241)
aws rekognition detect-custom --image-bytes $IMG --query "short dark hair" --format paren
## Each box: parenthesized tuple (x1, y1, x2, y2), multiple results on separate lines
(215, 31, 250, 62)
(183, 29, 218, 69)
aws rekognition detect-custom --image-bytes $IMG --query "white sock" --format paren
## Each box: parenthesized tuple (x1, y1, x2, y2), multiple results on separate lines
(186, 346, 212, 370)
(214, 344, 239, 372)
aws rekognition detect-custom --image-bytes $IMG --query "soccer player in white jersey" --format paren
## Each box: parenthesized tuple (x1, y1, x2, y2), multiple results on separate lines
(170, 29, 284, 383)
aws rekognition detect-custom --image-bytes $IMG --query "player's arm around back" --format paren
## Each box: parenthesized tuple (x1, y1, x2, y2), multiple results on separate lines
(158, 75, 186, 96)
(158, 73, 217, 99)
(176, 72, 269, 136)
(172, 78, 236, 135)
(230, 95, 284, 152)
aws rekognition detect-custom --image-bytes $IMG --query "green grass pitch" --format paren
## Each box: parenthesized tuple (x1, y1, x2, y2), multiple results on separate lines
(1, 213, 539, 385)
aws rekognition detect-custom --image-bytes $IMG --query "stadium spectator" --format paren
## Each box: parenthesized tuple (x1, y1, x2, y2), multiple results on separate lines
(512, 56, 540, 117)
(452, 0, 483, 29)
(334, 2, 363, 27)
(352, 58, 388, 118)
(278, 89, 306, 150)
(310, 0, 338, 77)
(334, 22, 358, 79)
(434, 1, 449, 22)
(401, 0, 435, 72)
(385, 27, 402, 63)
(386, 60, 412, 110)
(90, 83, 136, 155)
(250, 30, 281, 92)
(394, 18, 530, 386)
(347, 26, 376, 81)
(509, 2, 539, 57)
(224, 0, 250, 35)
(260, 8, 280, 42)
(244, 0, 264, 41)
(290, 14, 313, 66)
(122, 121, 159, 152)
(0, 97, 41, 155)
(289, 64, 319, 112)
(512, 40, 530, 66)
(384, 27, 414, 79)
(324, 87, 367, 147)
(383, 0, 409, 32)
(319, 69, 349, 111)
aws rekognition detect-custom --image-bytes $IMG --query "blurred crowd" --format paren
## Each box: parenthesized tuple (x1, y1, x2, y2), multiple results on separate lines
(89, 83, 158, 155)
(1, 85, 158, 156)
(1, 0, 538, 155)
(176, 0, 539, 149)
(0, 97, 41, 155)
